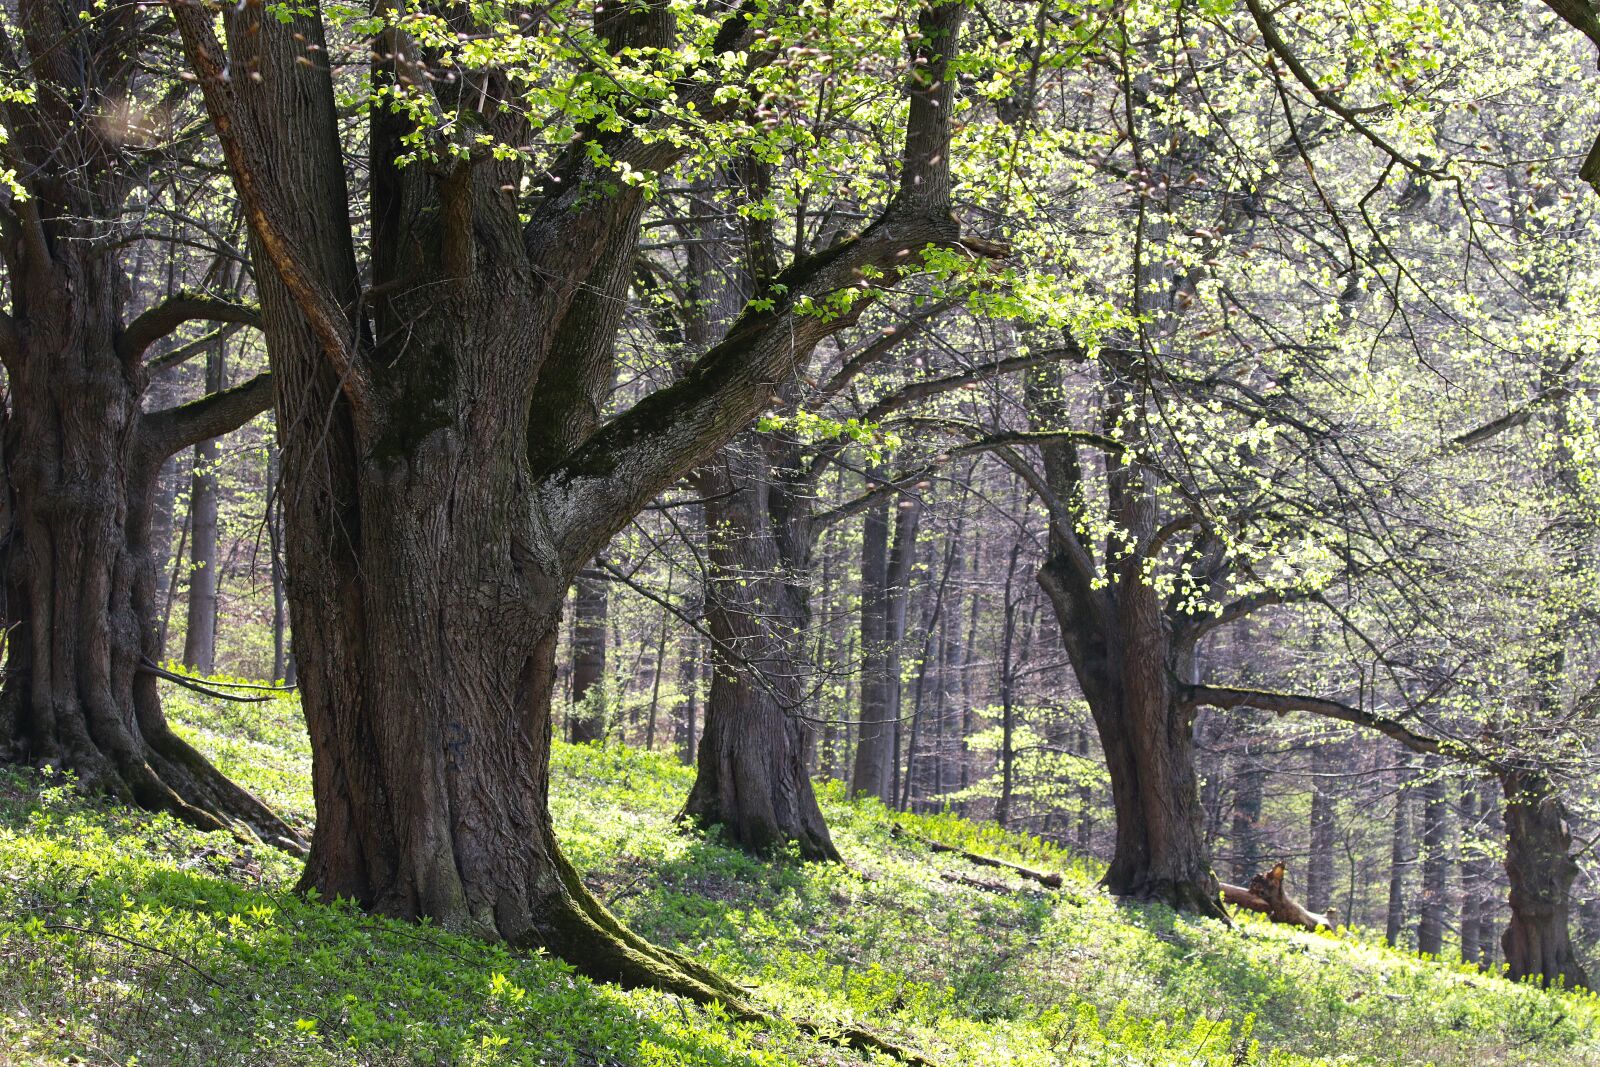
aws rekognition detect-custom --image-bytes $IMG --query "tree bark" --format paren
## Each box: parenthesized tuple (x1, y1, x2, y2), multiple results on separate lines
(1416, 757, 1450, 956)
(0, 1, 286, 845)
(181, 338, 226, 674)
(1305, 739, 1338, 915)
(569, 573, 609, 743)
(1385, 759, 1414, 947)
(176, 0, 978, 1015)
(683, 437, 838, 860)
(1501, 770, 1589, 988)
(852, 486, 921, 803)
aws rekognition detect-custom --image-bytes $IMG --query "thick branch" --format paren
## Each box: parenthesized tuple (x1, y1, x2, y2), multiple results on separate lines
(170, 0, 372, 427)
(541, 0, 986, 569)
(142, 372, 274, 461)
(119, 292, 260, 365)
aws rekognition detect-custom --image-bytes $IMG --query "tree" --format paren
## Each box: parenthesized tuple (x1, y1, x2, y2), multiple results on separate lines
(172, 0, 997, 998)
(0, 0, 288, 844)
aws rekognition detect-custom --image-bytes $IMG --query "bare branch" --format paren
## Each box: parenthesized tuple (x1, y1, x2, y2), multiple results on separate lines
(119, 291, 259, 365)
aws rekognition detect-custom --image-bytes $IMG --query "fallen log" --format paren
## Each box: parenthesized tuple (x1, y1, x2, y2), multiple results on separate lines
(1219, 862, 1335, 932)
(891, 824, 1064, 889)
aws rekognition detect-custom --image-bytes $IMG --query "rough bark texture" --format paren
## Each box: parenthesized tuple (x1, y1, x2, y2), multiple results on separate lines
(1025, 360, 1224, 919)
(0, 0, 289, 847)
(1501, 770, 1589, 988)
(684, 437, 838, 860)
(175, 0, 979, 1015)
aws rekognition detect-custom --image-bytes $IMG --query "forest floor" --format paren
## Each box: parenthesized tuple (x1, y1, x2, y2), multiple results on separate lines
(1, 687, 1596, 1066)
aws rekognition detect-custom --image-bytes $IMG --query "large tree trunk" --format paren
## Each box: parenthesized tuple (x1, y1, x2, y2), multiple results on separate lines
(1501, 770, 1589, 988)
(0, 240, 289, 847)
(1038, 555, 1224, 919)
(683, 438, 838, 860)
(181, 338, 225, 674)
(178, 0, 974, 1026)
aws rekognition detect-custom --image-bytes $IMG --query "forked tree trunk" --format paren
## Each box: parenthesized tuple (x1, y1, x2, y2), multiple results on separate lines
(179, 0, 974, 1023)
(1501, 770, 1589, 988)
(0, 242, 288, 847)
(684, 439, 838, 860)
(1038, 555, 1224, 919)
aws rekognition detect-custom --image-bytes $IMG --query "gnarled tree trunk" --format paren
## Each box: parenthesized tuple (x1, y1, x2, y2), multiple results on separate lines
(0, 241, 286, 845)
(1501, 770, 1589, 988)
(176, 0, 976, 1005)
(1038, 555, 1223, 918)
(683, 437, 838, 860)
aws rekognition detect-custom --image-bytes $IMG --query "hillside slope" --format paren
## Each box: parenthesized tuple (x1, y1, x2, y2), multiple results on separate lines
(0, 688, 1595, 1066)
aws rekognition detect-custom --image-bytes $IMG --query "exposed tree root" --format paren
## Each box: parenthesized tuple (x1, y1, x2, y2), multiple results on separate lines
(542, 846, 940, 1065)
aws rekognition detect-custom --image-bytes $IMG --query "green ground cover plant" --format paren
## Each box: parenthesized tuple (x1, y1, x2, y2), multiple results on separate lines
(0, 689, 1593, 1066)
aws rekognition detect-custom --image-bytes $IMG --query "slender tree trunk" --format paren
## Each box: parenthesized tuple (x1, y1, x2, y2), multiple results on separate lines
(569, 573, 608, 743)
(1306, 739, 1338, 915)
(1501, 770, 1589, 988)
(267, 441, 292, 684)
(995, 543, 1021, 829)
(677, 629, 700, 765)
(1459, 781, 1482, 966)
(852, 489, 920, 803)
(1229, 734, 1265, 884)
(181, 338, 226, 674)
(1416, 757, 1450, 956)
(1385, 759, 1414, 948)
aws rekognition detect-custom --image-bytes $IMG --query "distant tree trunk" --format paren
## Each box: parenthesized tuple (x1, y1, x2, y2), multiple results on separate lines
(1416, 757, 1450, 956)
(181, 339, 226, 674)
(677, 629, 700, 765)
(683, 438, 838, 860)
(1075, 723, 1094, 854)
(1459, 781, 1483, 965)
(1385, 759, 1414, 947)
(1501, 770, 1589, 988)
(1305, 739, 1338, 915)
(1027, 362, 1223, 918)
(1229, 734, 1265, 884)
(645, 606, 668, 750)
(266, 441, 292, 684)
(995, 543, 1022, 829)
(569, 573, 608, 743)
(852, 488, 920, 803)
(902, 531, 957, 810)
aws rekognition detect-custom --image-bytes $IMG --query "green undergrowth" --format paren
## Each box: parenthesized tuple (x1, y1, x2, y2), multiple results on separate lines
(0, 688, 1595, 1066)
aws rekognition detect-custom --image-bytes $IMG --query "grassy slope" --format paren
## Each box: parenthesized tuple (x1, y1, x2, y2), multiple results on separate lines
(0, 689, 1595, 1067)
